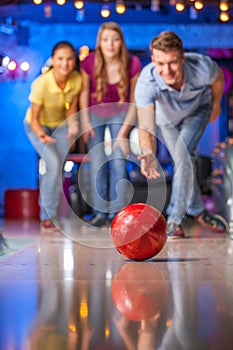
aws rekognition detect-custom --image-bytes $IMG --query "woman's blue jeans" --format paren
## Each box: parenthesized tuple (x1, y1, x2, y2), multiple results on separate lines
(159, 105, 212, 225)
(24, 122, 69, 221)
(87, 113, 128, 219)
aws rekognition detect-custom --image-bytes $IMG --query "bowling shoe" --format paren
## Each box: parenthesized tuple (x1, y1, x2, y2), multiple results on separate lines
(195, 210, 228, 233)
(167, 223, 186, 239)
(87, 214, 106, 227)
(40, 219, 59, 233)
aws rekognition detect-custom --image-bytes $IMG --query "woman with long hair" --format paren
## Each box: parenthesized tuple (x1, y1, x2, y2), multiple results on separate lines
(80, 22, 142, 227)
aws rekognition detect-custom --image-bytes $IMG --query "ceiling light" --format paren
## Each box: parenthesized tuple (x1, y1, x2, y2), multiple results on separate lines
(56, 0, 66, 6)
(56, 0, 66, 5)
(175, 1, 185, 12)
(220, 11, 230, 22)
(219, 1, 229, 12)
(194, 1, 204, 10)
(116, 0, 126, 14)
(74, 0, 84, 10)
(100, 4, 110, 18)
(33, 0, 43, 4)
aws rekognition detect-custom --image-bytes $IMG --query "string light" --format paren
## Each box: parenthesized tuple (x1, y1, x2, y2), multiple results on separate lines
(175, 1, 185, 12)
(2, 56, 10, 67)
(33, 0, 43, 4)
(115, 0, 126, 14)
(0, 54, 8, 74)
(7, 0, 233, 24)
(100, 4, 110, 18)
(0, 56, 30, 81)
(56, 0, 66, 5)
(219, 0, 229, 11)
(219, 11, 230, 22)
(194, 0, 204, 10)
(20, 61, 30, 72)
(7, 60, 17, 71)
(74, 0, 84, 10)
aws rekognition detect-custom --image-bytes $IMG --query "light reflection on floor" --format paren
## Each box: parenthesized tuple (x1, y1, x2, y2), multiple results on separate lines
(0, 218, 233, 350)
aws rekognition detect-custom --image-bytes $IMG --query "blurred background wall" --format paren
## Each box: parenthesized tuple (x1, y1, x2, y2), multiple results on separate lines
(0, 18, 233, 216)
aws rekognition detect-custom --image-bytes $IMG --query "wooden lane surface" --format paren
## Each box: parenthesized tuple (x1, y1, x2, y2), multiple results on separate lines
(0, 218, 233, 349)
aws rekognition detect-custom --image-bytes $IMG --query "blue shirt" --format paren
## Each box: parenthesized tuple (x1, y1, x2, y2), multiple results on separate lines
(135, 53, 219, 126)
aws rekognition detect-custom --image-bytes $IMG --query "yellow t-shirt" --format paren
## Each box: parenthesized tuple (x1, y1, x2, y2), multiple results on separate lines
(25, 68, 82, 127)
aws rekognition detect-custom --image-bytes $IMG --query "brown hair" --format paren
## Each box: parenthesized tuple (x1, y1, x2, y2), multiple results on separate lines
(150, 31, 184, 55)
(52, 41, 76, 56)
(95, 22, 129, 103)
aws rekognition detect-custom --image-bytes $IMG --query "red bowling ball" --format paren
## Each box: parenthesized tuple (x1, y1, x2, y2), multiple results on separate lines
(111, 203, 167, 261)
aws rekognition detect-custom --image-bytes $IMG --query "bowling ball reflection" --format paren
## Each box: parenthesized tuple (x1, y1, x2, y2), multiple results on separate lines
(111, 203, 167, 261)
(112, 263, 168, 321)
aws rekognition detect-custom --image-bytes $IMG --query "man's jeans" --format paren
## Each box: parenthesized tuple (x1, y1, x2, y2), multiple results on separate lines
(159, 105, 212, 225)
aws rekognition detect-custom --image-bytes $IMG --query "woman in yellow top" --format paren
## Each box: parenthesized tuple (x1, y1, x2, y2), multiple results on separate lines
(24, 41, 82, 232)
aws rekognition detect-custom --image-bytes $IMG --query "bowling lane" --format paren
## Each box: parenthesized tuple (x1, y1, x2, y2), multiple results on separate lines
(0, 219, 233, 349)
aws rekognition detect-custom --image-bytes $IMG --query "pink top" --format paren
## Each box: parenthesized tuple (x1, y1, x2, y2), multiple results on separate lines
(80, 52, 142, 117)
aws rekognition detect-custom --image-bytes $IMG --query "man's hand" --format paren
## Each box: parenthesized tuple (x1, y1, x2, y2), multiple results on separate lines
(137, 153, 160, 179)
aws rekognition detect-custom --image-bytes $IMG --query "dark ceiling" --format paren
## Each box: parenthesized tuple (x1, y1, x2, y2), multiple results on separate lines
(0, 0, 232, 24)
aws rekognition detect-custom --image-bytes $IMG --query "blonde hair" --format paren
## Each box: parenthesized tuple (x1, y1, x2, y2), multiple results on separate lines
(95, 22, 129, 103)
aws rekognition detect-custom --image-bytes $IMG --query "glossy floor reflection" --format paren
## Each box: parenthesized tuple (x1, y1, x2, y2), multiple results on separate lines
(0, 218, 233, 350)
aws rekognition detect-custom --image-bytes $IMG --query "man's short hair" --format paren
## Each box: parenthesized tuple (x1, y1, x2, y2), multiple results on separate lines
(150, 31, 184, 54)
